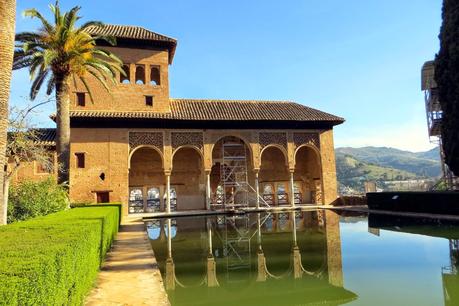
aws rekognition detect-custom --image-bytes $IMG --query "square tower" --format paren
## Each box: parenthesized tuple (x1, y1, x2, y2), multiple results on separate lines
(69, 24, 177, 113)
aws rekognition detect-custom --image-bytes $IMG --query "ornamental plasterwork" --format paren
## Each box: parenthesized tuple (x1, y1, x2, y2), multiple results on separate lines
(171, 132, 204, 151)
(293, 132, 320, 150)
(129, 132, 164, 152)
(259, 132, 287, 150)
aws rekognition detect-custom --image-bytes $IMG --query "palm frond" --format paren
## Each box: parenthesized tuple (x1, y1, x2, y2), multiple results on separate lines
(80, 21, 103, 30)
(30, 69, 50, 99)
(22, 9, 53, 34)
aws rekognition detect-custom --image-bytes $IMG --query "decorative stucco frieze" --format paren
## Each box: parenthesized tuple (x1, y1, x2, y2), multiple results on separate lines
(259, 132, 288, 150)
(171, 132, 204, 151)
(129, 132, 164, 152)
(293, 132, 320, 150)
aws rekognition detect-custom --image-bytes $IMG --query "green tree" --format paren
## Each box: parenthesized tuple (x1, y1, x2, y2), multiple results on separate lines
(435, 0, 459, 176)
(13, 3, 123, 185)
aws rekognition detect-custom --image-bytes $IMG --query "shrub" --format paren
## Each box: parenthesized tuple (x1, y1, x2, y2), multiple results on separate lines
(0, 205, 120, 306)
(7, 178, 69, 223)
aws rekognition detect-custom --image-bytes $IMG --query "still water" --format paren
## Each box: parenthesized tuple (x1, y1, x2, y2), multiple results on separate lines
(146, 210, 459, 306)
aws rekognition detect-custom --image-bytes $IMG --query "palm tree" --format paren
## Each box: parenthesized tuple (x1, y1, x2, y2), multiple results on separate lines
(13, 3, 123, 185)
(0, 0, 17, 225)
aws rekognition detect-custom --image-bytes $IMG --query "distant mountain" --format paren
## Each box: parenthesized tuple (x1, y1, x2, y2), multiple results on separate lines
(336, 154, 421, 192)
(335, 146, 441, 177)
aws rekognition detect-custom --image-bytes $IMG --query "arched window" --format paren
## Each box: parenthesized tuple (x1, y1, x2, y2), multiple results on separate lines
(120, 65, 130, 84)
(277, 183, 288, 205)
(262, 184, 274, 205)
(129, 188, 143, 213)
(263, 184, 273, 194)
(135, 65, 145, 84)
(146, 187, 160, 212)
(294, 183, 302, 204)
(150, 66, 161, 85)
(163, 187, 177, 211)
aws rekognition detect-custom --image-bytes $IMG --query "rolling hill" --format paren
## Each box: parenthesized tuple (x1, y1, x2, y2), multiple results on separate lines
(335, 147, 441, 177)
(335, 146, 441, 193)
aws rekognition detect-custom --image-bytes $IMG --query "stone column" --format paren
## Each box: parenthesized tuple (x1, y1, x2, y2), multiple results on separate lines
(255, 170, 260, 209)
(165, 218, 175, 290)
(206, 171, 211, 210)
(290, 170, 295, 207)
(166, 173, 171, 213)
(291, 211, 297, 245)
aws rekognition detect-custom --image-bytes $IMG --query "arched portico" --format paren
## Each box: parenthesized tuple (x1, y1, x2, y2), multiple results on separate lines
(171, 146, 206, 211)
(209, 136, 254, 208)
(259, 146, 291, 206)
(294, 145, 323, 204)
(128, 146, 165, 213)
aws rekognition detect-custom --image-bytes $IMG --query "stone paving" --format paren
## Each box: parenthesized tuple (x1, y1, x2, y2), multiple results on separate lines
(85, 220, 170, 306)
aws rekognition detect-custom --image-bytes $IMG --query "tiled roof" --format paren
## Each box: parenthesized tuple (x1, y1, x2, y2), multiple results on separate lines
(8, 128, 56, 146)
(85, 24, 177, 63)
(34, 128, 56, 145)
(69, 99, 344, 124)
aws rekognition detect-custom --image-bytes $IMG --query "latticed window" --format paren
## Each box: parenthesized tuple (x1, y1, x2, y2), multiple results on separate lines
(146, 187, 160, 213)
(129, 188, 144, 214)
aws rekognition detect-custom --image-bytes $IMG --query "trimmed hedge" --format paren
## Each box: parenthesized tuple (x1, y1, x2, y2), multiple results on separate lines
(0, 205, 121, 306)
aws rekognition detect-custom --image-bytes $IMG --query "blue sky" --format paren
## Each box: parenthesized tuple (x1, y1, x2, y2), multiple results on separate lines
(11, 0, 442, 152)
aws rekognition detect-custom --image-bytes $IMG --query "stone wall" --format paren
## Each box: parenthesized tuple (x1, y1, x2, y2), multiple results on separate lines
(14, 128, 339, 218)
(69, 46, 171, 113)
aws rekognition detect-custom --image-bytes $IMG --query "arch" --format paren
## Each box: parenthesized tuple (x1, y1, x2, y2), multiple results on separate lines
(171, 145, 204, 165)
(135, 65, 146, 84)
(150, 66, 161, 85)
(129, 145, 164, 169)
(259, 146, 290, 206)
(294, 145, 323, 205)
(210, 135, 254, 207)
(120, 64, 130, 84)
(129, 146, 165, 214)
(260, 144, 289, 167)
(171, 146, 206, 210)
(294, 144, 321, 168)
(210, 134, 253, 160)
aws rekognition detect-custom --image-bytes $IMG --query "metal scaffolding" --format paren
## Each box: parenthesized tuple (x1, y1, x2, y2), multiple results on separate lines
(421, 61, 458, 190)
(220, 138, 250, 209)
(215, 215, 251, 283)
(210, 137, 271, 210)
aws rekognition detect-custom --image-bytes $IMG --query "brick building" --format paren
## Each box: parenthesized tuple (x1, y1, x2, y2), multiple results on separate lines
(14, 24, 344, 218)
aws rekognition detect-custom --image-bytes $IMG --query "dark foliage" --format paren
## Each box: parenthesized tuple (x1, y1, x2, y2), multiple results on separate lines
(435, 0, 459, 175)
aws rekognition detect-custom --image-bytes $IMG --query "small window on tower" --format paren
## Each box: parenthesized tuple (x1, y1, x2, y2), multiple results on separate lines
(76, 92, 86, 106)
(75, 153, 85, 168)
(150, 66, 161, 85)
(135, 65, 145, 84)
(120, 65, 130, 84)
(145, 96, 153, 106)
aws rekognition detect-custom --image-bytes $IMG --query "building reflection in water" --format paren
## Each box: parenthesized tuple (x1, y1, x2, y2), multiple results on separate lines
(147, 210, 357, 306)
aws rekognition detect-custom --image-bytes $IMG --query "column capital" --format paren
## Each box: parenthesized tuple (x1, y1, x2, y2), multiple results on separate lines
(164, 170, 171, 176)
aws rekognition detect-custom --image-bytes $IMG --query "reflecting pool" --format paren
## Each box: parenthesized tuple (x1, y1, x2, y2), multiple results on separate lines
(146, 210, 459, 306)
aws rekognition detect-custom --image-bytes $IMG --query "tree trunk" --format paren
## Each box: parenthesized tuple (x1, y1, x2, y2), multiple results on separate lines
(55, 75, 71, 186)
(3, 178, 9, 224)
(0, 0, 16, 225)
